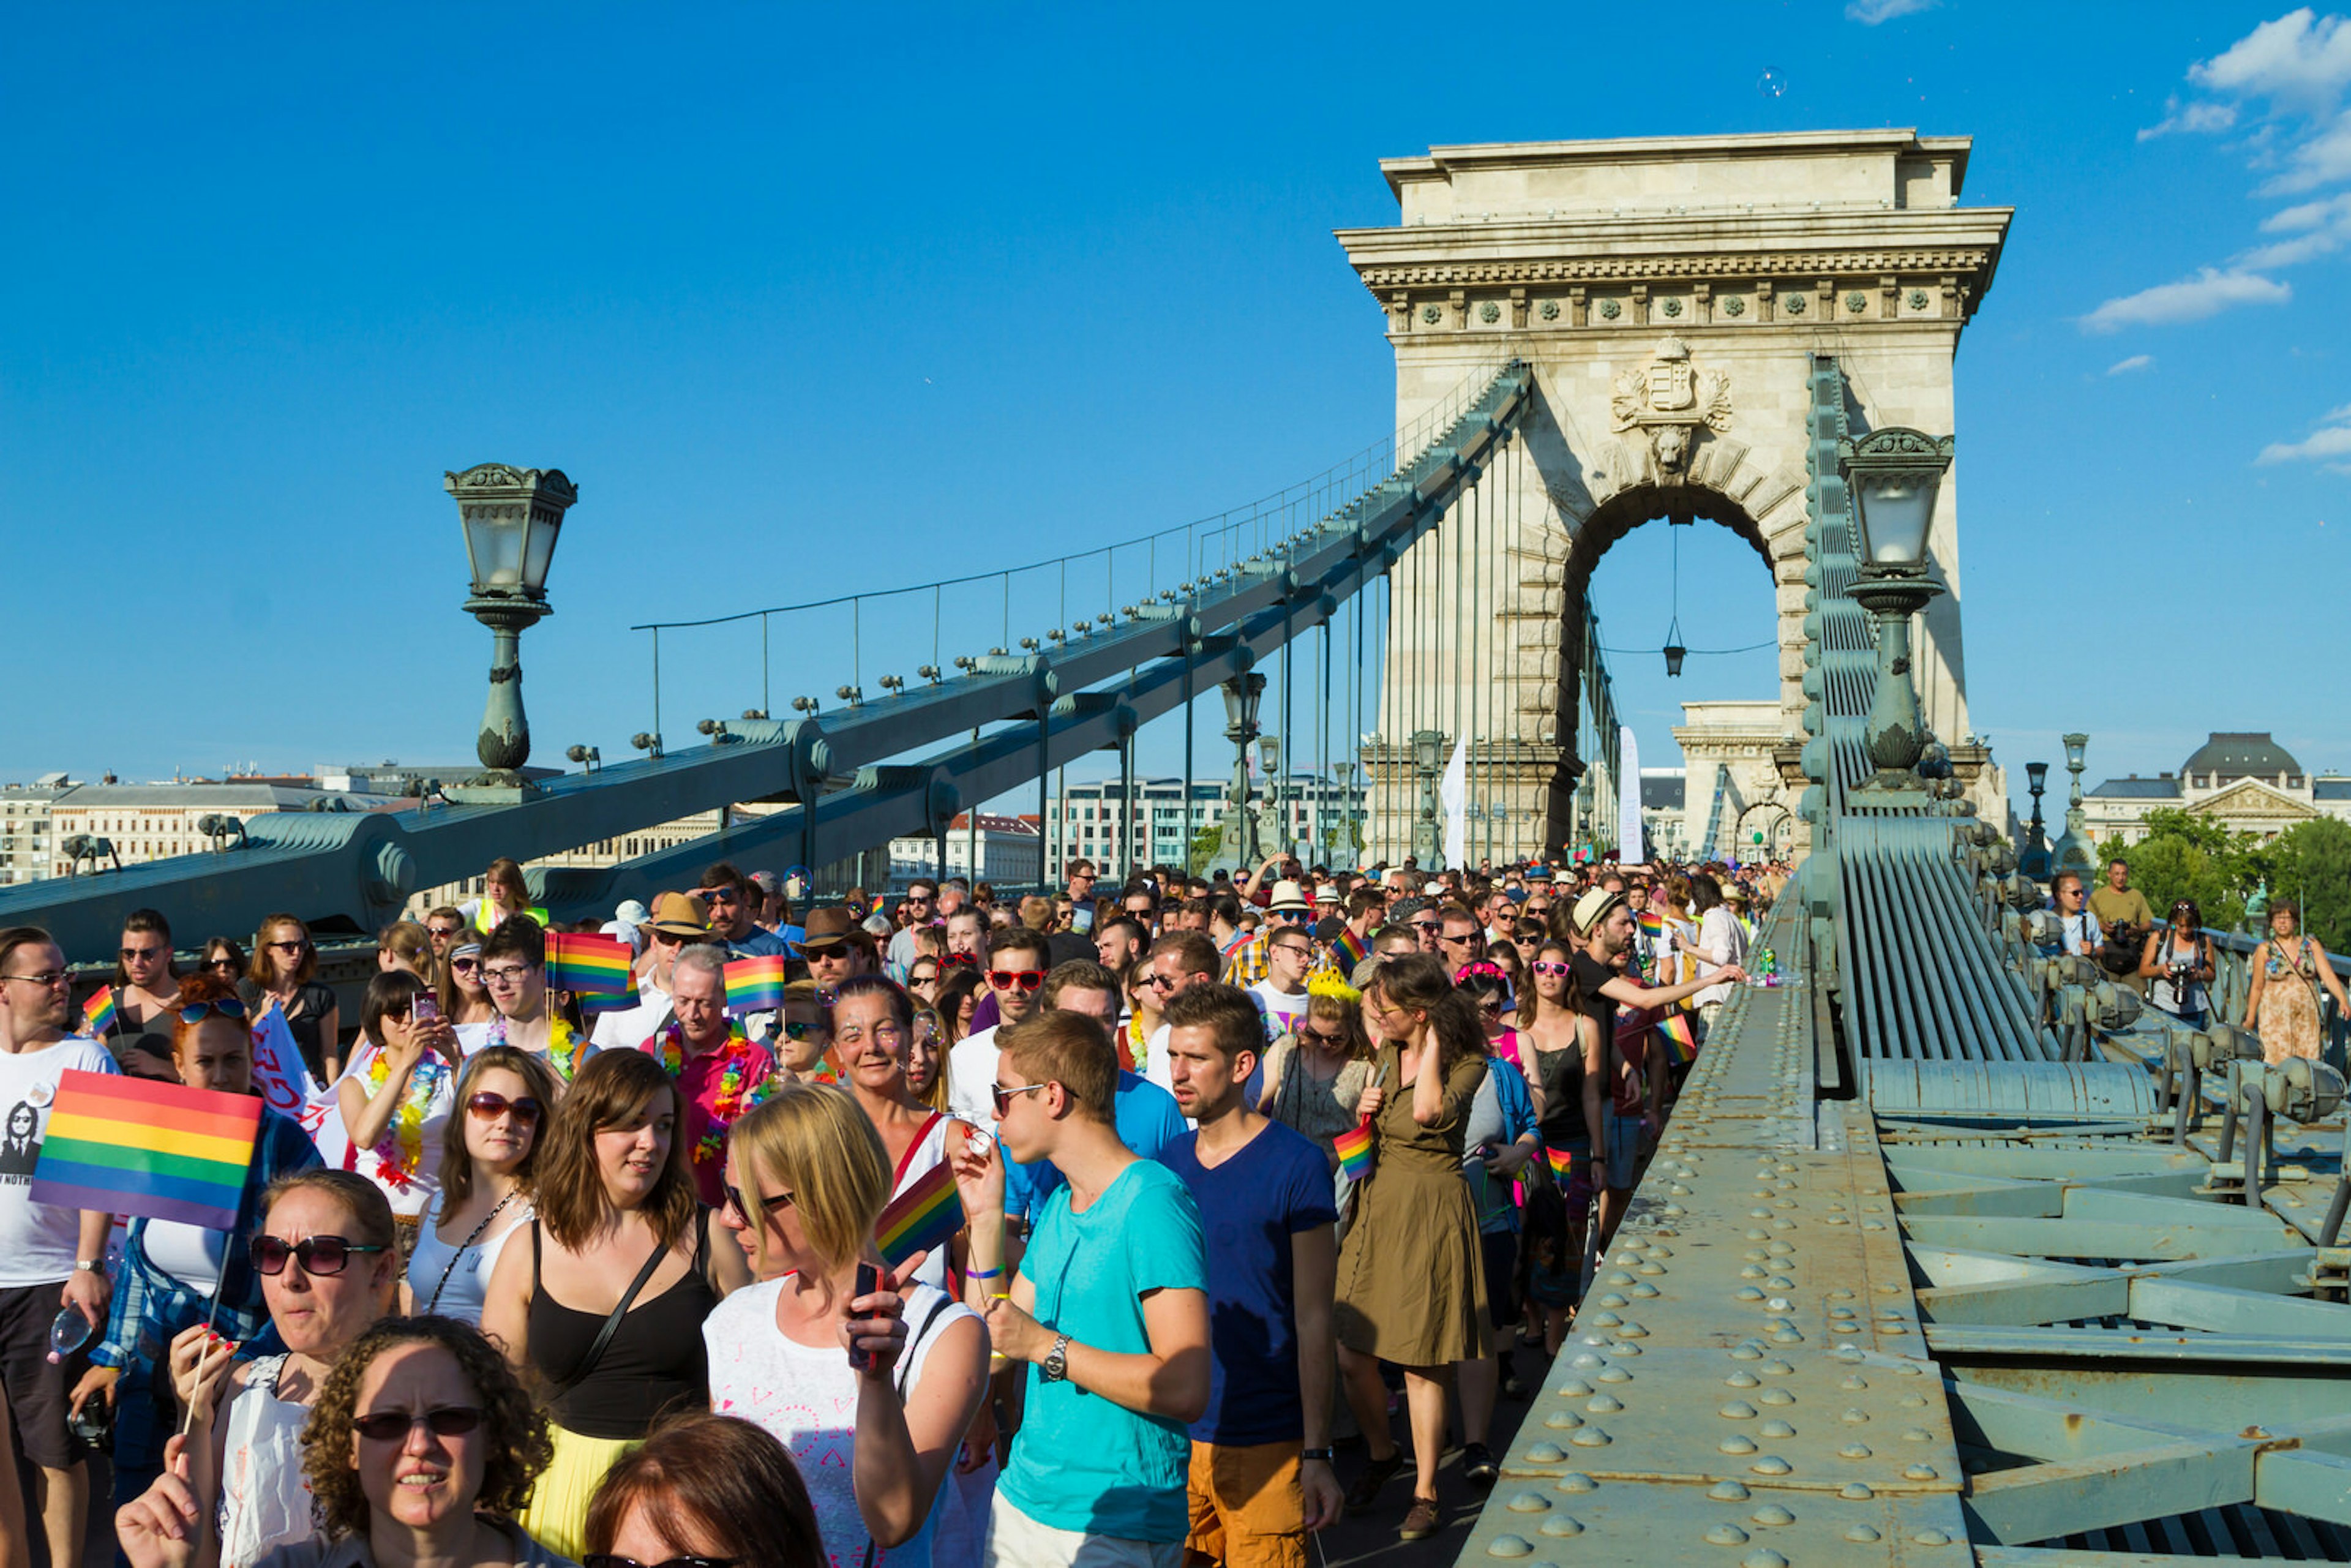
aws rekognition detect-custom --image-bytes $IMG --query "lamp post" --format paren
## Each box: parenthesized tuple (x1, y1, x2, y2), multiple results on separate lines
(1839, 428, 1953, 794)
(1411, 729, 1445, 866)
(2021, 760, 2051, 879)
(1212, 673, 1265, 871)
(2049, 732, 2095, 879)
(1257, 737, 1284, 861)
(444, 463, 577, 801)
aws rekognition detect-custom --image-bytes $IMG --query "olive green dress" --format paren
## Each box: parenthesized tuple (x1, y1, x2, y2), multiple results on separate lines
(1333, 1043, 1490, 1367)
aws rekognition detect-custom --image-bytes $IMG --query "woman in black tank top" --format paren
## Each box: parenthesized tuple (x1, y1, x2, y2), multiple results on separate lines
(480, 1051, 751, 1560)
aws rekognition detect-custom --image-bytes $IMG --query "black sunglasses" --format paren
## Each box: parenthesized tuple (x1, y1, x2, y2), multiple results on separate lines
(724, 1182, 793, 1223)
(353, 1405, 484, 1443)
(251, 1234, 388, 1277)
(585, 1556, 739, 1568)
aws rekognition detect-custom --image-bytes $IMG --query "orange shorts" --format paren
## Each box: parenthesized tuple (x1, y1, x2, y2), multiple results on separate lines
(1185, 1439, 1304, 1568)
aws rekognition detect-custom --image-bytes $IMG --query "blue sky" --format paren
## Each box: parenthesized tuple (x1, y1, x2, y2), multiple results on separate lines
(4, 2, 2345, 826)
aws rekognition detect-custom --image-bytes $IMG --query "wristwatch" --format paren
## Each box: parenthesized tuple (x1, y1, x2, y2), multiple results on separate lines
(72, 1261, 103, 1274)
(1302, 1447, 1337, 1464)
(1041, 1334, 1070, 1383)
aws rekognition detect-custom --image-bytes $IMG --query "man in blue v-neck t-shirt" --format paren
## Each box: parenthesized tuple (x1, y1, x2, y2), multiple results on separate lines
(1159, 982, 1342, 1567)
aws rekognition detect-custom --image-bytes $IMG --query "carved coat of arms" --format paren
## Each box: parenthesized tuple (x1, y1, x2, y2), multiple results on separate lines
(1609, 337, 1732, 475)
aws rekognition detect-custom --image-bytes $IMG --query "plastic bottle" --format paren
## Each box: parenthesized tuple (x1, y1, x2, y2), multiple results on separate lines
(45, 1307, 92, 1365)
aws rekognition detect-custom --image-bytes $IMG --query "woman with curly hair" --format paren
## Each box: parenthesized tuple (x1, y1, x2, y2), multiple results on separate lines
(251, 1316, 559, 1566)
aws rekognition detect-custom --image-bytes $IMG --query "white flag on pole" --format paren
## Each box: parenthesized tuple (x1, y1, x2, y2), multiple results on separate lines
(1441, 735, 1469, 868)
(248, 1000, 325, 1119)
(1617, 724, 1645, 866)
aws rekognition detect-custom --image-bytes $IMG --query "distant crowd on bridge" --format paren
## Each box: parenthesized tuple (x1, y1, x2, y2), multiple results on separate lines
(28, 842, 2328, 1567)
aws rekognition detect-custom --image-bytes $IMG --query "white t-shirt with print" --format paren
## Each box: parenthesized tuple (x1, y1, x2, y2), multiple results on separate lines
(0, 1037, 119, 1286)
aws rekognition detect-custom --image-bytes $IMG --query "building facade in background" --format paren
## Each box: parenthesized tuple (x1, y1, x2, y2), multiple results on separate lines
(1035, 775, 1370, 883)
(0, 777, 73, 887)
(2083, 733, 2350, 846)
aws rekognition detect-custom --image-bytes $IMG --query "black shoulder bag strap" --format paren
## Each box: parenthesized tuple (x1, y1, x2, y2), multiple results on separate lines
(548, 1237, 669, 1403)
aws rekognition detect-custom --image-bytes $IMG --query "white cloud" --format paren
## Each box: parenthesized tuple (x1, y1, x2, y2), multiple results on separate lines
(2105, 354, 2154, 375)
(2268, 104, 2351, 189)
(2139, 98, 2240, 140)
(2079, 268, 2291, 332)
(1845, 0, 1935, 20)
(2191, 8, 2351, 102)
(2257, 405, 2351, 463)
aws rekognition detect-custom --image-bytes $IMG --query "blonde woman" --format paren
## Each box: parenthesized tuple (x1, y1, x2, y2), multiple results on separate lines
(1259, 973, 1376, 1166)
(706, 1085, 992, 1567)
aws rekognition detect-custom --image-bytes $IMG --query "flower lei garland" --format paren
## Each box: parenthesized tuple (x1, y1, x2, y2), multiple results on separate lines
(365, 1049, 448, 1179)
(655, 1019, 776, 1166)
(488, 1013, 582, 1082)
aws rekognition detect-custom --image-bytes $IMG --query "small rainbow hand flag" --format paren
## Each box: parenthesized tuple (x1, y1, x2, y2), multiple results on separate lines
(1333, 1116, 1376, 1183)
(80, 986, 118, 1039)
(1545, 1144, 1576, 1183)
(1657, 1011, 1700, 1065)
(875, 1159, 963, 1270)
(546, 932, 635, 1004)
(724, 955, 787, 1015)
(33, 1071, 261, 1231)
(1636, 910, 1667, 942)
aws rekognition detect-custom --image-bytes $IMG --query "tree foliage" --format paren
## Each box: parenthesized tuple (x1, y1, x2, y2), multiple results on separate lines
(2268, 817, 2351, 955)
(2100, 810, 2351, 950)
(1187, 823, 1221, 876)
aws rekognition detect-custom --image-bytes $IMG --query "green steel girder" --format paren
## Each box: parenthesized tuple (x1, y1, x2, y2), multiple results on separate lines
(1, 363, 1535, 953)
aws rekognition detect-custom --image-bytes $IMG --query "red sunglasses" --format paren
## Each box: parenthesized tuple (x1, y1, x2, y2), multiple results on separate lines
(989, 969, 1046, 992)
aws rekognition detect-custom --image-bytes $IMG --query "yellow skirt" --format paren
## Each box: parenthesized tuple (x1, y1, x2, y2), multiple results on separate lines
(517, 1422, 639, 1560)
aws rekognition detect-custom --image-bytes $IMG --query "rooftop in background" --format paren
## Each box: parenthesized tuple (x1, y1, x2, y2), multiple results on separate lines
(2180, 732, 2302, 782)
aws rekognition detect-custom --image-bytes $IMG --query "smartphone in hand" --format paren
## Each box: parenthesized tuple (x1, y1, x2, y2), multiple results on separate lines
(413, 992, 441, 1026)
(847, 1262, 880, 1371)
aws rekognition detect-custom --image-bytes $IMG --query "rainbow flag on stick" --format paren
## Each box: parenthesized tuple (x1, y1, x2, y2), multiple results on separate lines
(1636, 910, 1667, 942)
(1657, 1011, 1700, 1066)
(32, 1071, 261, 1231)
(875, 1160, 963, 1270)
(80, 986, 118, 1040)
(546, 932, 635, 1005)
(1333, 1117, 1376, 1183)
(724, 955, 787, 1015)
(1545, 1144, 1577, 1184)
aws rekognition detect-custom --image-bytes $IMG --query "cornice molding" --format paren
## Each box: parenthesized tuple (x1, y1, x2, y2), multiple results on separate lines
(1352, 249, 1997, 289)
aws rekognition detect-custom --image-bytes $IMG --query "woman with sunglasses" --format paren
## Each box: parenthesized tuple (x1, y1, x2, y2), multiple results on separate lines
(2140, 899, 2217, 1027)
(832, 977, 989, 1294)
(115, 1169, 400, 1568)
(243, 913, 341, 1084)
(1516, 942, 1602, 1277)
(775, 980, 837, 1082)
(705, 1086, 991, 1568)
(583, 1412, 823, 1568)
(480, 1050, 752, 1560)
(324, 971, 463, 1231)
(1259, 974, 1375, 1168)
(1447, 966, 1541, 1484)
(108, 907, 184, 1081)
(77, 974, 323, 1520)
(126, 1315, 564, 1568)
(906, 955, 944, 1008)
(435, 940, 500, 1048)
(407, 1048, 563, 1327)
(200, 937, 249, 989)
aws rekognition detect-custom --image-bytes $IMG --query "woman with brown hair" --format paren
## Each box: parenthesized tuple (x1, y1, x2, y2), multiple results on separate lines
(374, 921, 435, 985)
(464, 857, 544, 936)
(244, 913, 340, 1082)
(1258, 972, 1376, 1165)
(407, 1046, 563, 1326)
(436, 939, 500, 1040)
(934, 967, 986, 1048)
(1332, 951, 1490, 1542)
(583, 1412, 823, 1568)
(329, 970, 463, 1226)
(2242, 896, 2349, 1064)
(905, 1003, 952, 1113)
(480, 1049, 751, 1559)
(114, 1170, 401, 1567)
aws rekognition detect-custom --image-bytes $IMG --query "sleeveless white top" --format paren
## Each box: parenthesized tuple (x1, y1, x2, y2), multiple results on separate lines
(218, 1356, 320, 1568)
(705, 1277, 976, 1568)
(406, 1197, 534, 1324)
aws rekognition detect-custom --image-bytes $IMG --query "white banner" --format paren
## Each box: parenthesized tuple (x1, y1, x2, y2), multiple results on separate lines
(249, 1001, 324, 1116)
(1441, 734, 1469, 868)
(1617, 725, 1644, 865)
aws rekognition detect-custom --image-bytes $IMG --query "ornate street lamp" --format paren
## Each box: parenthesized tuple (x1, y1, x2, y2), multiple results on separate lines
(2020, 760, 2050, 879)
(2050, 732, 2094, 879)
(1212, 673, 1266, 870)
(1411, 729, 1445, 866)
(444, 463, 578, 801)
(1839, 428, 1952, 793)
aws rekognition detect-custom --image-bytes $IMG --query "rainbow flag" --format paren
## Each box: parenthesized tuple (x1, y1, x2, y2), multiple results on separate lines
(32, 1071, 261, 1231)
(546, 932, 635, 1003)
(1545, 1144, 1576, 1183)
(1333, 1117, 1376, 1182)
(1636, 910, 1667, 942)
(1331, 926, 1370, 969)
(80, 987, 118, 1040)
(1657, 1011, 1700, 1065)
(724, 955, 787, 1015)
(875, 1159, 962, 1270)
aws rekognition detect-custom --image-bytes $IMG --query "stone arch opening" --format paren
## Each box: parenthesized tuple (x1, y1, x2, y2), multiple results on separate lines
(1542, 479, 1797, 853)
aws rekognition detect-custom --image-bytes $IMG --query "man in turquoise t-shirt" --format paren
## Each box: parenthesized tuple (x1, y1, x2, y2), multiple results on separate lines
(977, 1008, 1210, 1566)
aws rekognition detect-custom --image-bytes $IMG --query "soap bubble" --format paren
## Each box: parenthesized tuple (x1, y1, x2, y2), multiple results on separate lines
(1757, 69, 1788, 99)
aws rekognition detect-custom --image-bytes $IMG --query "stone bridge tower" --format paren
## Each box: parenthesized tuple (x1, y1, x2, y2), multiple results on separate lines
(1339, 130, 2011, 858)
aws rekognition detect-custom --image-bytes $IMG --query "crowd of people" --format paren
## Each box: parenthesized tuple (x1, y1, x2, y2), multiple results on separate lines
(0, 847, 1793, 1567)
